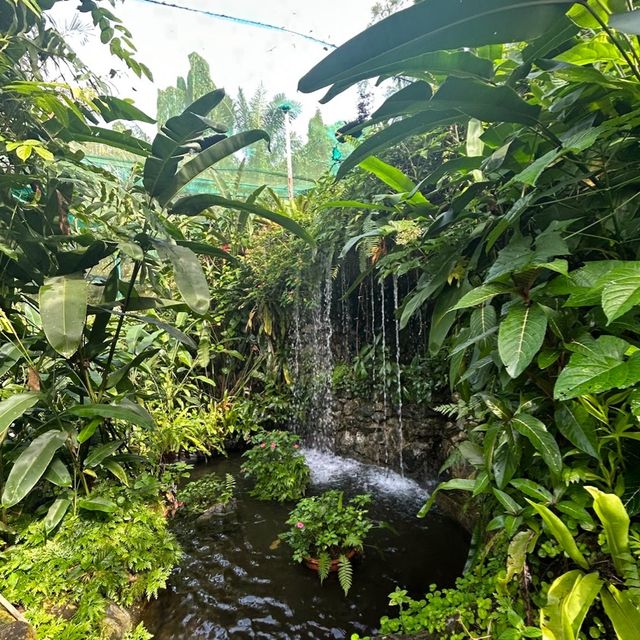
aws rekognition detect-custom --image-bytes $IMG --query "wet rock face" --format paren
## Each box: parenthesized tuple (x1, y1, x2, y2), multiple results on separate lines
(332, 394, 464, 484)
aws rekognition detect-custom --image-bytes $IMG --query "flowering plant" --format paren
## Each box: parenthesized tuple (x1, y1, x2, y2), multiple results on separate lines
(241, 429, 310, 501)
(279, 490, 373, 595)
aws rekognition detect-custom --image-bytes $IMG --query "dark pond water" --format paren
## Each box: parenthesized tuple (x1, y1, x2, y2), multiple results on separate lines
(143, 449, 469, 639)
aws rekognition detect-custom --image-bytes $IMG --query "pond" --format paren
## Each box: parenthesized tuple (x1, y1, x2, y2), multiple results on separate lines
(143, 449, 469, 639)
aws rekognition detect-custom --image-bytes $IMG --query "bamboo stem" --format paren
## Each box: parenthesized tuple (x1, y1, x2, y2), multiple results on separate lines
(0, 592, 27, 623)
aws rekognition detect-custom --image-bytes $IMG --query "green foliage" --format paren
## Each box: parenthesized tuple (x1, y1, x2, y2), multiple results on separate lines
(301, 0, 640, 636)
(0, 485, 181, 639)
(279, 490, 373, 595)
(176, 473, 235, 515)
(360, 544, 538, 640)
(241, 430, 310, 501)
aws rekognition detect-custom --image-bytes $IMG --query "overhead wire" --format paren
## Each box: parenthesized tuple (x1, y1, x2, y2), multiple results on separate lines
(131, 0, 338, 49)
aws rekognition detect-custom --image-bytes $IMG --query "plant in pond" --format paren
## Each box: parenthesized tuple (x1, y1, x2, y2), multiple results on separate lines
(241, 430, 310, 501)
(279, 490, 373, 595)
(0, 483, 180, 639)
(177, 473, 235, 515)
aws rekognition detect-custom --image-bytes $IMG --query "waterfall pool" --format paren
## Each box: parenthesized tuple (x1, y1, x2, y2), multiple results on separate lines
(143, 449, 469, 639)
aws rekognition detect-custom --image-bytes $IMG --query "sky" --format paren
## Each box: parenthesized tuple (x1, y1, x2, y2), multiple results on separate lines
(51, 0, 381, 137)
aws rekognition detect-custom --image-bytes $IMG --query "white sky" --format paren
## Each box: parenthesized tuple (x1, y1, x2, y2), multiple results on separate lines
(52, 0, 380, 137)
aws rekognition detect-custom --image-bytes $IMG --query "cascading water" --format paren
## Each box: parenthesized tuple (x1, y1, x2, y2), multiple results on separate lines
(379, 279, 389, 465)
(393, 275, 404, 476)
(295, 254, 335, 450)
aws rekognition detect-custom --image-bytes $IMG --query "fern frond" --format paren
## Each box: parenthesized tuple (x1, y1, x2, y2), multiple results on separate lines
(318, 551, 331, 584)
(433, 403, 459, 418)
(337, 554, 353, 596)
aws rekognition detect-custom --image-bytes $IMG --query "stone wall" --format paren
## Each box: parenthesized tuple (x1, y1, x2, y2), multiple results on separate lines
(331, 393, 465, 484)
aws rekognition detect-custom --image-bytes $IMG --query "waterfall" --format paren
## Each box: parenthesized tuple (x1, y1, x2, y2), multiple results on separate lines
(380, 278, 389, 465)
(370, 277, 376, 389)
(393, 275, 404, 476)
(298, 254, 335, 450)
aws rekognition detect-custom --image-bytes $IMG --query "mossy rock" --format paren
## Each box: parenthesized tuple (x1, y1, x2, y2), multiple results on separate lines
(0, 612, 36, 640)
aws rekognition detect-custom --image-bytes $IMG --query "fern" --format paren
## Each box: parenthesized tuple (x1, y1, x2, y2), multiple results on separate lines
(337, 554, 353, 596)
(317, 551, 331, 584)
(434, 403, 460, 418)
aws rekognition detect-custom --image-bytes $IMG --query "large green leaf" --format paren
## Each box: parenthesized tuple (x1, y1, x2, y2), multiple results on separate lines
(429, 77, 541, 124)
(170, 194, 314, 244)
(67, 403, 153, 429)
(554, 336, 640, 401)
(61, 126, 151, 156)
(337, 110, 459, 178)
(44, 498, 71, 533)
(143, 88, 227, 199)
(600, 585, 640, 640)
(77, 496, 117, 513)
(554, 403, 599, 459)
(428, 283, 471, 355)
(451, 283, 513, 310)
(585, 487, 637, 583)
(44, 458, 72, 487)
(84, 440, 123, 468)
(298, 0, 573, 96)
(2, 430, 68, 508)
(540, 570, 602, 640)
(359, 156, 424, 199)
(417, 478, 477, 517)
(377, 50, 494, 82)
(39, 274, 88, 358)
(512, 413, 562, 477)
(157, 130, 270, 206)
(498, 302, 548, 378)
(601, 264, 640, 324)
(356, 81, 433, 130)
(155, 243, 210, 315)
(0, 393, 38, 440)
(529, 502, 589, 569)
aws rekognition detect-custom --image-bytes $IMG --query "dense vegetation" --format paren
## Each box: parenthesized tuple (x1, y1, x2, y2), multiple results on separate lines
(5, 0, 640, 638)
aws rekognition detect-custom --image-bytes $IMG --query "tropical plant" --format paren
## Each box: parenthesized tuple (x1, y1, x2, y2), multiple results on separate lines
(279, 490, 373, 596)
(297, 0, 640, 635)
(241, 429, 310, 501)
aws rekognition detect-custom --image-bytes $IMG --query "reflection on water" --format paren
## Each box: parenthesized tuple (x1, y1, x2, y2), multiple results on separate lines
(143, 449, 469, 639)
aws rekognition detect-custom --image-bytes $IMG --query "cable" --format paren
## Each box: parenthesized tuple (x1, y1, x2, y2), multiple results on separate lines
(131, 0, 337, 49)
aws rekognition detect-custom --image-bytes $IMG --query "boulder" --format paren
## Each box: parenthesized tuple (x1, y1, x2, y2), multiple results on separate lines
(0, 616, 35, 640)
(102, 603, 132, 640)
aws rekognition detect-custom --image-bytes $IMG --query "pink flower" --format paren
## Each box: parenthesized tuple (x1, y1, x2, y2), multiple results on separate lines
(296, 521, 305, 529)
(260, 442, 266, 448)
(270, 442, 276, 449)
(293, 444, 299, 449)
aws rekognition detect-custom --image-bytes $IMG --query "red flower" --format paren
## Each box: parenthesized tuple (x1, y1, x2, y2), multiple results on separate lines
(260, 442, 266, 448)
(270, 442, 276, 449)
(296, 521, 305, 529)
(221, 244, 230, 252)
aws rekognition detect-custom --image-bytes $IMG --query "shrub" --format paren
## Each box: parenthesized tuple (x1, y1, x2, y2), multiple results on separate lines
(241, 430, 310, 501)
